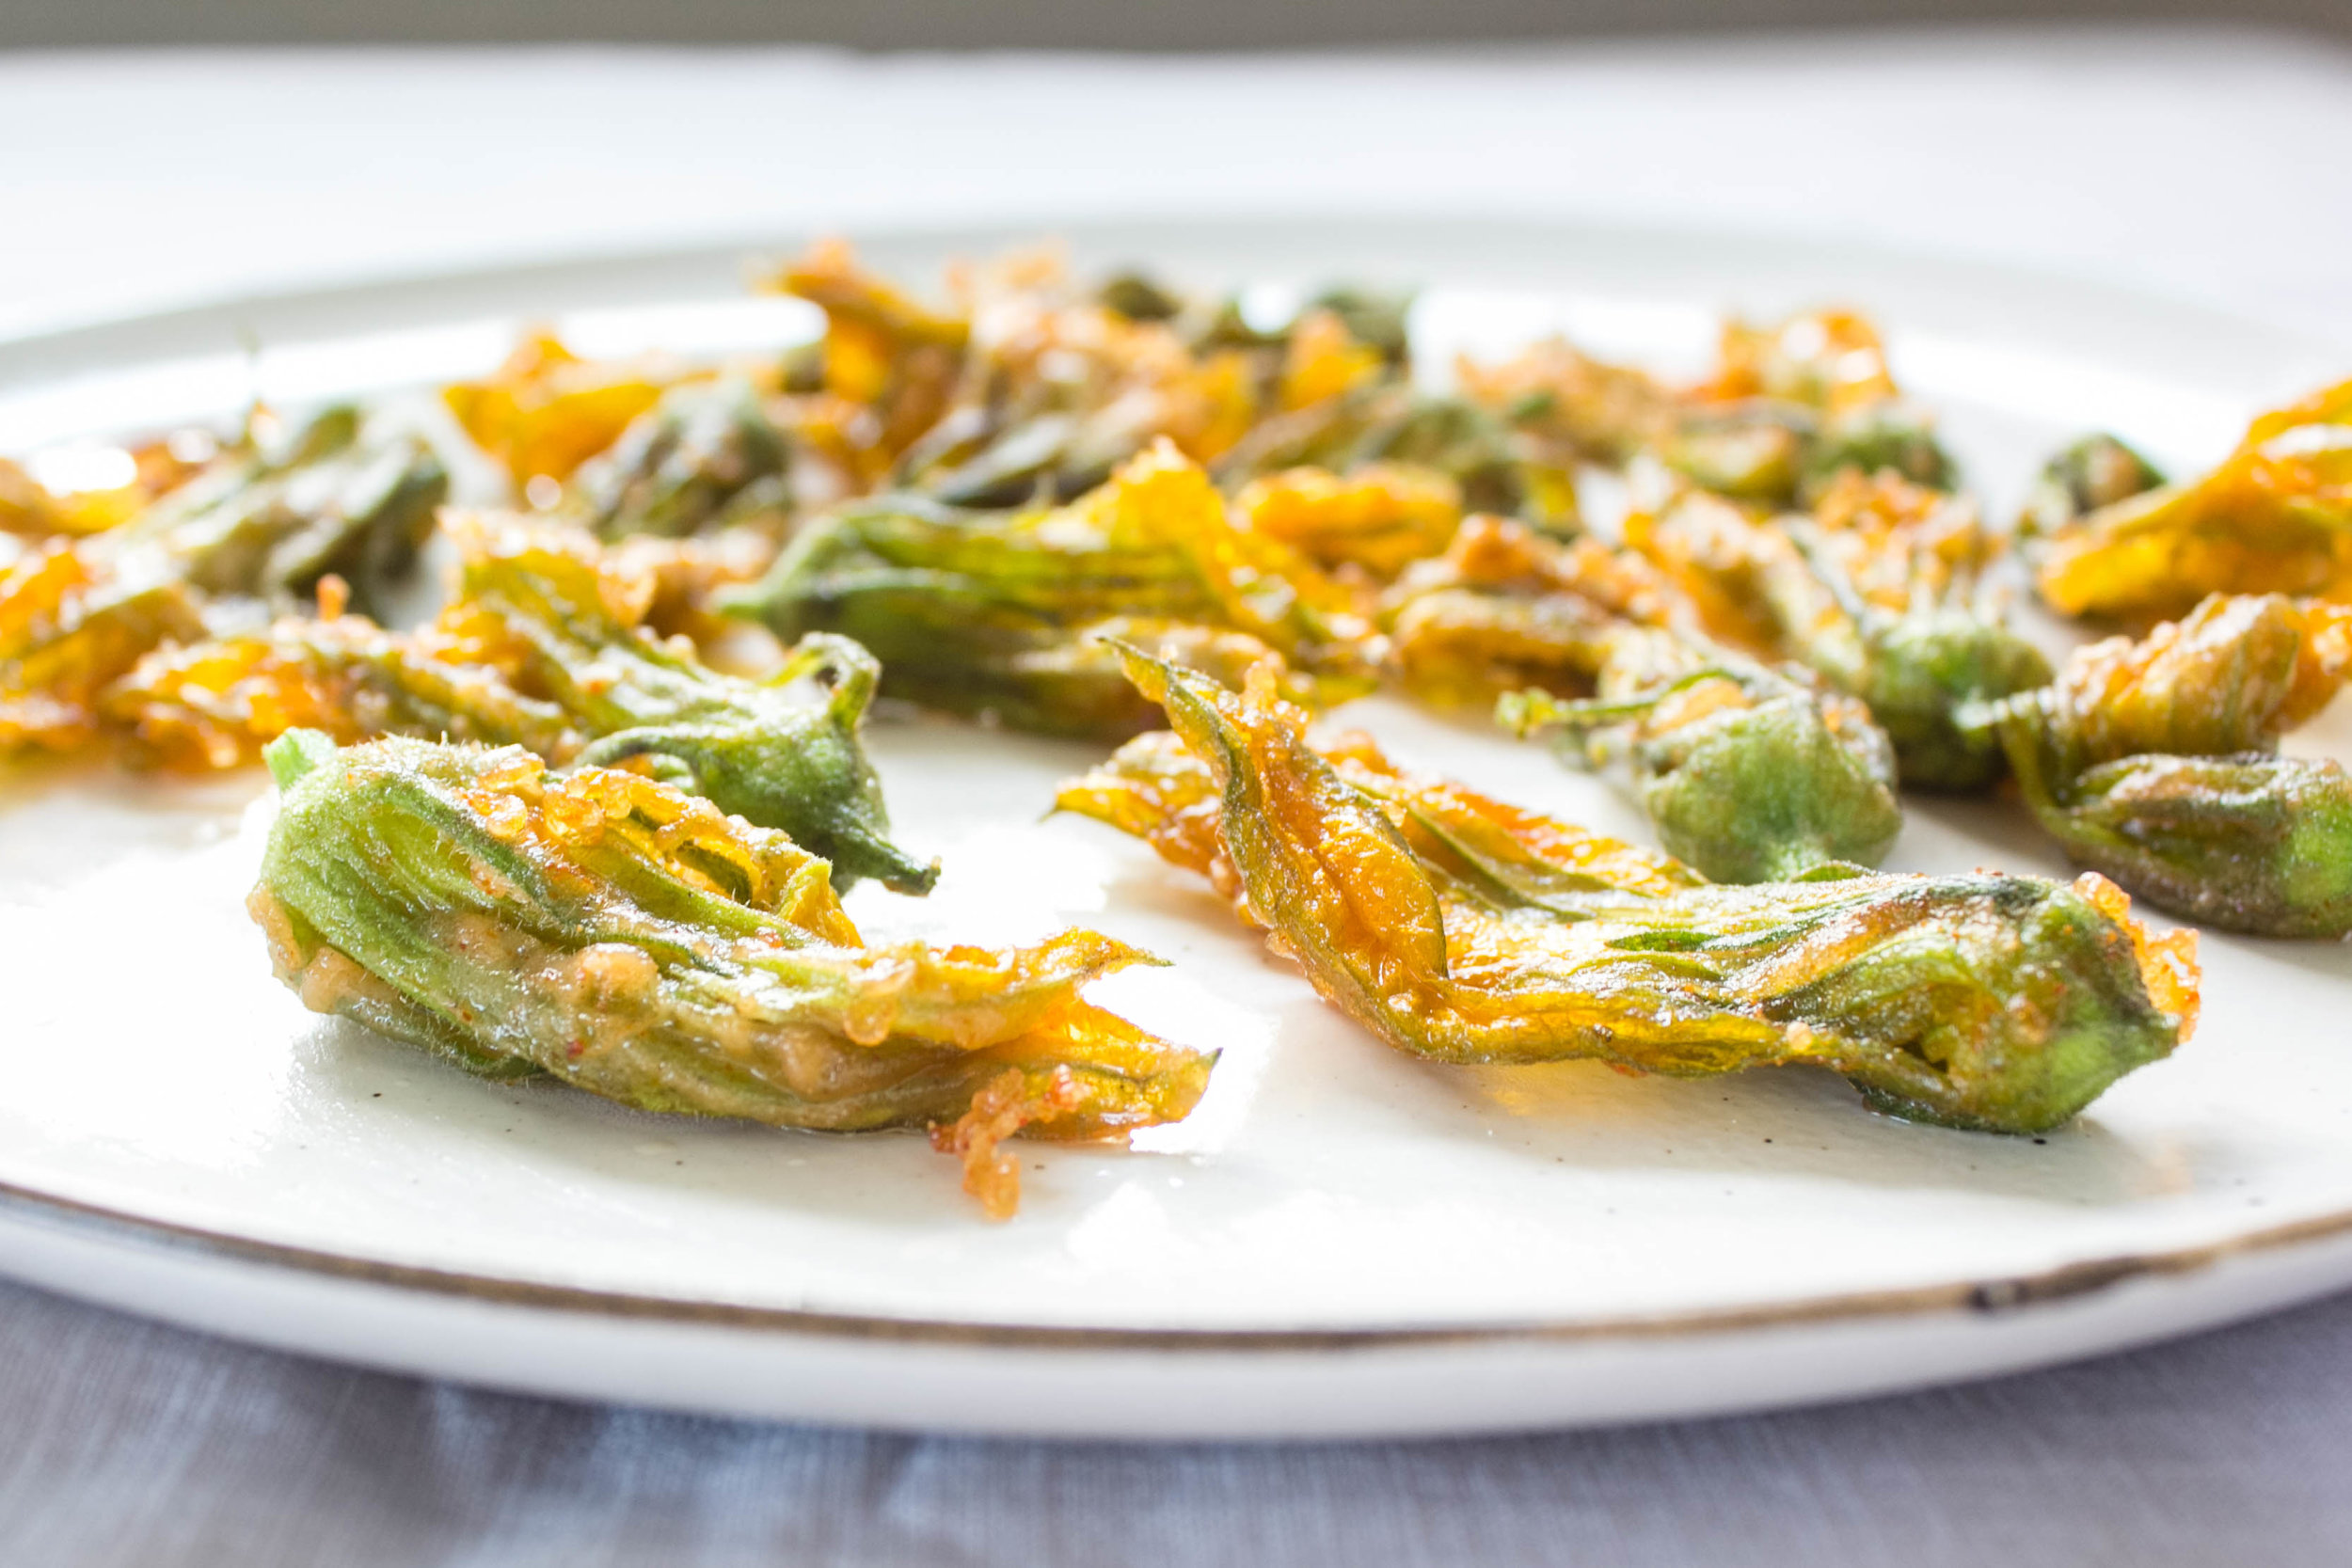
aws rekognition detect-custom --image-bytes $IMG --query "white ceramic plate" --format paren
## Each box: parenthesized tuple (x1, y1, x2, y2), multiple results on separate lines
(3, 218, 2350, 1440)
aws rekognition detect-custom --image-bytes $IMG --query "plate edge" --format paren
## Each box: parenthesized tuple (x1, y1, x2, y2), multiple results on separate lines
(7, 1174, 2352, 1354)
(2, 210, 2341, 372)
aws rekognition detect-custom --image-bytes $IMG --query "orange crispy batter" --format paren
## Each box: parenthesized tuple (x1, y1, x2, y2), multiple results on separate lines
(1279, 309, 1385, 411)
(1237, 463, 1463, 578)
(1698, 309, 1899, 413)
(930, 1066, 1087, 1222)
(2074, 871, 2201, 1040)
(2042, 593, 2352, 766)
(444, 333, 675, 488)
(2038, 378, 2352, 621)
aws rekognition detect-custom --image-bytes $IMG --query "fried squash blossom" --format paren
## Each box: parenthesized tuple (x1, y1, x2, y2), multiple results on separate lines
(251, 730, 1212, 1216)
(1059, 649, 2197, 1135)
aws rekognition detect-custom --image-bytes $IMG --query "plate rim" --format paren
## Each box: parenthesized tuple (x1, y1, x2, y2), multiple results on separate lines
(10, 1171, 2352, 1353)
(0, 208, 2341, 377)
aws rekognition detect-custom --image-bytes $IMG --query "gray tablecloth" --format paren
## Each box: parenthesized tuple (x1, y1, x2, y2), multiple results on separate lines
(6, 35, 2352, 1564)
(4, 1275, 2348, 1565)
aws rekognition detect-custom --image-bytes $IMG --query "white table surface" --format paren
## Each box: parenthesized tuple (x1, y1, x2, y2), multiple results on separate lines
(4, 29, 2352, 1564)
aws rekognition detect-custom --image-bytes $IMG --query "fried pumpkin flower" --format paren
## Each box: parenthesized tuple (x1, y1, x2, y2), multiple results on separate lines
(1235, 462, 1464, 578)
(110, 514, 936, 893)
(2018, 433, 2167, 540)
(1500, 626, 1904, 883)
(1367, 513, 1900, 878)
(1379, 515, 1689, 707)
(1058, 652, 2194, 1133)
(445, 333, 677, 490)
(83, 404, 446, 618)
(1466, 308, 1953, 506)
(768, 245, 1417, 515)
(763, 238, 970, 466)
(0, 406, 445, 754)
(1, 434, 212, 540)
(1980, 593, 2352, 936)
(2037, 379, 2352, 621)
(0, 555, 204, 754)
(1702, 309, 1900, 413)
(721, 439, 1376, 740)
(254, 731, 1210, 1216)
(1628, 472, 2052, 789)
(890, 252, 1261, 505)
(766, 245, 1576, 533)
(563, 377, 793, 542)
(1455, 337, 1677, 467)
(1667, 310, 1955, 505)
(1195, 281, 1570, 529)
(1217, 382, 1574, 529)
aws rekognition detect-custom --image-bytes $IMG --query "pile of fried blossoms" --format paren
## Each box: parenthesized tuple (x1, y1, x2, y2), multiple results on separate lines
(10, 238, 2336, 1213)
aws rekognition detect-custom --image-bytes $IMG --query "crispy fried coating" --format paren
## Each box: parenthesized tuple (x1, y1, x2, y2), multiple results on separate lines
(722, 440, 1376, 739)
(1, 407, 444, 756)
(1628, 473, 2051, 789)
(1380, 515, 1687, 705)
(2037, 379, 2352, 621)
(1236, 463, 1463, 578)
(110, 515, 936, 893)
(1502, 626, 1904, 883)
(1981, 593, 2352, 935)
(445, 333, 676, 489)
(1059, 651, 2193, 1133)
(256, 731, 1210, 1214)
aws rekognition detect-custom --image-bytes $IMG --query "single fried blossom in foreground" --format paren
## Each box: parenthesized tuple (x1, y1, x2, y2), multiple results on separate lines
(1059, 649, 2196, 1134)
(253, 730, 1212, 1217)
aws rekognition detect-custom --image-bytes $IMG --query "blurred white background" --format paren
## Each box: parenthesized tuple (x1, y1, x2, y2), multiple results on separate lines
(5, 30, 2348, 347)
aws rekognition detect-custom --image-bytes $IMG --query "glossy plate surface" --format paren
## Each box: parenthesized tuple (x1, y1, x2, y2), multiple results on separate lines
(2, 218, 2349, 1437)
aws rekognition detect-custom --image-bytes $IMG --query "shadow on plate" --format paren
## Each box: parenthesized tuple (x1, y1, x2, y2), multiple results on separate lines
(285, 1015, 1164, 1231)
(1396, 1053, 2216, 1211)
